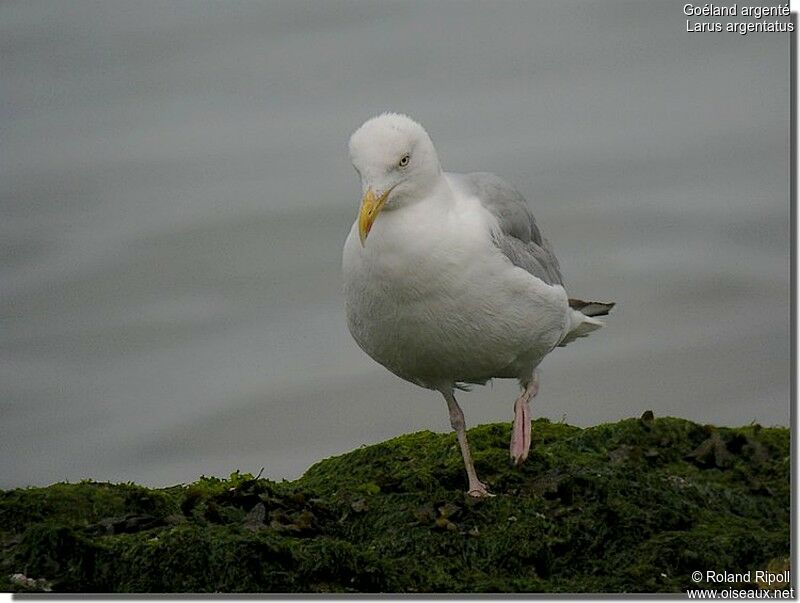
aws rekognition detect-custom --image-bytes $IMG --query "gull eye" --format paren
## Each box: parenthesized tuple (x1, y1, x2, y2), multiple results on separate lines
(398, 154, 410, 167)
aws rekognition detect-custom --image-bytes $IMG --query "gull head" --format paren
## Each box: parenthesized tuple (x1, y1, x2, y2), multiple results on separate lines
(349, 113, 442, 244)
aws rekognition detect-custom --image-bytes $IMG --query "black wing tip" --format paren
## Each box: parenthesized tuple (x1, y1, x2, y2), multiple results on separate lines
(568, 298, 616, 317)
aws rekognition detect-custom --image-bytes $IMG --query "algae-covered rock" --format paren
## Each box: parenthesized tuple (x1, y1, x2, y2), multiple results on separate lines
(0, 416, 790, 593)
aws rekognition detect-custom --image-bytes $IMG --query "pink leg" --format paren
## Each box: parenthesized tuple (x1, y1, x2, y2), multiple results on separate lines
(510, 373, 539, 466)
(442, 389, 494, 498)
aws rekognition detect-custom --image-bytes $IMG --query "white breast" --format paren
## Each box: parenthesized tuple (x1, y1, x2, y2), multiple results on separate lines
(342, 193, 570, 388)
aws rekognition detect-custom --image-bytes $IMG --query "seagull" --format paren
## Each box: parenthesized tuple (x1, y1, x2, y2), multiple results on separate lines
(342, 113, 614, 497)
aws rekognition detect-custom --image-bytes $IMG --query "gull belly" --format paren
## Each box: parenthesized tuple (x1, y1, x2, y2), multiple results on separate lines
(342, 194, 570, 389)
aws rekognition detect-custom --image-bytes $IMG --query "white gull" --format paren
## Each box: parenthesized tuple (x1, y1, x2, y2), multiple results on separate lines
(342, 113, 614, 497)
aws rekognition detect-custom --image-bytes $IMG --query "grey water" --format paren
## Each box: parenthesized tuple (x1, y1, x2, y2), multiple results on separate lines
(0, 1, 790, 488)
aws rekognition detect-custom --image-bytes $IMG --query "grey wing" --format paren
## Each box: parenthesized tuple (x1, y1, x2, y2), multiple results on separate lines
(449, 171, 563, 286)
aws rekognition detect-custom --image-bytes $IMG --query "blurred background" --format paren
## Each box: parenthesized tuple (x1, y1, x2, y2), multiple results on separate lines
(0, 1, 789, 488)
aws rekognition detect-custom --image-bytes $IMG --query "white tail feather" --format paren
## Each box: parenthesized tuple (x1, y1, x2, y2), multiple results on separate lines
(558, 311, 604, 347)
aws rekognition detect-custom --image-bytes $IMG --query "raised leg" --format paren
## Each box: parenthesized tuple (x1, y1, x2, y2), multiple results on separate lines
(441, 389, 494, 498)
(510, 372, 539, 466)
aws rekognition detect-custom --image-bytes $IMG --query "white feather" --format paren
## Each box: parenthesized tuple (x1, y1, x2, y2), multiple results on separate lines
(342, 114, 576, 389)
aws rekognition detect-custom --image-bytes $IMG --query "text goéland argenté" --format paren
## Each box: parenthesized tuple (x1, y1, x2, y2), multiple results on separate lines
(684, 3, 794, 33)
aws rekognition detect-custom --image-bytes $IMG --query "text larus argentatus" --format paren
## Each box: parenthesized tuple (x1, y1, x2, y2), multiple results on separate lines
(342, 113, 614, 497)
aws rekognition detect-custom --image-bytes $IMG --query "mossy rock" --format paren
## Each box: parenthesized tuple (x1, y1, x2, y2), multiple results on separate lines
(0, 416, 789, 593)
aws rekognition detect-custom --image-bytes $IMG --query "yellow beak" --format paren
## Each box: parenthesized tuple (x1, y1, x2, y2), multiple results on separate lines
(358, 187, 393, 245)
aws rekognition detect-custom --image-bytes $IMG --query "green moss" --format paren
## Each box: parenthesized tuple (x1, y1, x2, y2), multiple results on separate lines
(0, 416, 789, 593)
